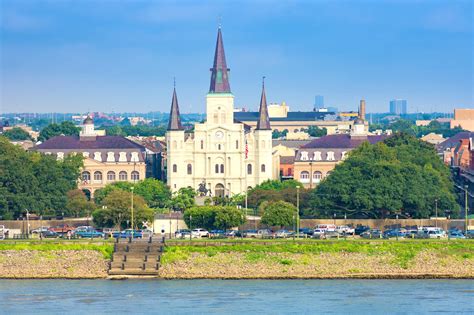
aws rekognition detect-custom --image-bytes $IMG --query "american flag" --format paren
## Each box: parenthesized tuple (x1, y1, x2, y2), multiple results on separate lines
(245, 139, 248, 159)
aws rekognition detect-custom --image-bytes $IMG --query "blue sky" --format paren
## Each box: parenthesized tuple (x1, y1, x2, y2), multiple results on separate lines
(1, 0, 472, 114)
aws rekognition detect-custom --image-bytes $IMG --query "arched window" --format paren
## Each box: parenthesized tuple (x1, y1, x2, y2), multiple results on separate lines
(300, 171, 310, 182)
(200, 140, 204, 150)
(81, 171, 91, 182)
(218, 144, 221, 150)
(119, 171, 128, 181)
(220, 164, 224, 173)
(187, 164, 192, 175)
(221, 112, 226, 123)
(261, 164, 266, 172)
(213, 112, 218, 124)
(172, 164, 177, 173)
(313, 171, 322, 183)
(236, 140, 239, 149)
(172, 141, 177, 149)
(93, 171, 102, 181)
(215, 164, 219, 173)
(261, 140, 265, 149)
(107, 171, 116, 181)
(247, 164, 252, 175)
(131, 171, 140, 181)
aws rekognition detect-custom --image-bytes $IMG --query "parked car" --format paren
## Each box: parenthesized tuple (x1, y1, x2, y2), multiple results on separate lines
(243, 230, 259, 238)
(315, 224, 337, 232)
(322, 231, 340, 239)
(355, 225, 370, 235)
(361, 229, 382, 239)
(191, 228, 209, 238)
(31, 226, 50, 234)
(103, 228, 119, 238)
(257, 229, 274, 238)
(383, 229, 406, 239)
(335, 225, 355, 235)
(225, 230, 240, 238)
(448, 230, 466, 239)
(209, 230, 226, 238)
(49, 224, 75, 235)
(275, 230, 294, 238)
(466, 230, 474, 239)
(426, 230, 447, 239)
(74, 227, 104, 238)
(0, 225, 9, 240)
(112, 229, 143, 239)
(175, 229, 192, 239)
(40, 230, 59, 238)
(312, 229, 326, 238)
(298, 228, 314, 237)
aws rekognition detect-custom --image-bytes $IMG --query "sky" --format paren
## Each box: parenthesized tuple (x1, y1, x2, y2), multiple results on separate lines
(0, 0, 473, 114)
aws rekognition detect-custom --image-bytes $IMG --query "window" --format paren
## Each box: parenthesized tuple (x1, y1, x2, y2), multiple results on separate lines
(93, 171, 102, 181)
(221, 112, 226, 123)
(131, 171, 140, 181)
(215, 164, 219, 173)
(300, 151, 309, 161)
(341, 151, 347, 160)
(106, 152, 115, 162)
(220, 164, 224, 173)
(56, 152, 64, 160)
(313, 151, 322, 161)
(172, 164, 177, 173)
(261, 140, 265, 149)
(261, 164, 266, 172)
(247, 164, 252, 175)
(93, 152, 102, 161)
(107, 171, 116, 181)
(200, 140, 204, 150)
(187, 164, 192, 175)
(213, 112, 218, 124)
(236, 140, 239, 149)
(327, 151, 335, 161)
(81, 171, 91, 182)
(119, 171, 128, 181)
(313, 171, 322, 183)
(300, 171, 309, 180)
(218, 144, 221, 150)
(172, 141, 177, 149)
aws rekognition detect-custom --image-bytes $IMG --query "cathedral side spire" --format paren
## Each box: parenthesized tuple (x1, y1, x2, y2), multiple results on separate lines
(209, 27, 231, 93)
(256, 77, 271, 130)
(167, 85, 184, 131)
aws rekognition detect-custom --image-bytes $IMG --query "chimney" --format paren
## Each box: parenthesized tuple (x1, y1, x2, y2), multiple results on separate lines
(359, 100, 366, 120)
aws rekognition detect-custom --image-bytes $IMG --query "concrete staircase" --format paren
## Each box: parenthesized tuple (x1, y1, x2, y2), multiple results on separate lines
(108, 237, 164, 276)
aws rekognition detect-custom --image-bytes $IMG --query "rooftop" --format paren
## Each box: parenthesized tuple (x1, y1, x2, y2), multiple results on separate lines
(36, 135, 145, 150)
(301, 134, 388, 149)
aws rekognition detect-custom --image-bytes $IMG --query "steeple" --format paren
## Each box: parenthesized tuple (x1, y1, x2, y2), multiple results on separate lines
(256, 77, 271, 130)
(209, 27, 231, 93)
(167, 84, 184, 131)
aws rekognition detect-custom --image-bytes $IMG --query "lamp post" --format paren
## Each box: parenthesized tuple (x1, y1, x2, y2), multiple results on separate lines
(333, 213, 336, 226)
(296, 186, 300, 238)
(435, 199, 438, 228)
(465, 185, 469, 232)
(131, 186, 134, 239)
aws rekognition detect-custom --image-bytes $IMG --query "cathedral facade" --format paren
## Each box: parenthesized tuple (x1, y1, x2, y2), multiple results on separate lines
(166, 28, 273, 197)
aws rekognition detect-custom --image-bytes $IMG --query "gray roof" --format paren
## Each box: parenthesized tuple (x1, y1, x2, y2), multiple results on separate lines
(272, 139, 313, 148)
(36, 135, 145, 150)
(234, 111, 334, 122)
(301, 134, 388, 149)
(436, 132, 474, 151)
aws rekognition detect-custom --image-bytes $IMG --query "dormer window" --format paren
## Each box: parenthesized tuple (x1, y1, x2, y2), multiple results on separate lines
(300, 151, 309, 161)
(313, 151, 322, 161)
(327, 151, 335, 161)
(341, 151, 347, 160)
(93, 152, 102, 161)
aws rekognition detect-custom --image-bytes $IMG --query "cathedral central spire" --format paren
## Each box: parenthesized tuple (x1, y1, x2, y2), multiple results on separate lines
(209, 27, 231, 93)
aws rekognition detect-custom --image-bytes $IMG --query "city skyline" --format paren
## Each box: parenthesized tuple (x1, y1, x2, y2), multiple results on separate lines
(1, 0, 473, 114)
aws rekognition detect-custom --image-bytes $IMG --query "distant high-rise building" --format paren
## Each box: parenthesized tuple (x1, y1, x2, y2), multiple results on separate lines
(314, 95, 324, 110)
(389, 99, 407, 115)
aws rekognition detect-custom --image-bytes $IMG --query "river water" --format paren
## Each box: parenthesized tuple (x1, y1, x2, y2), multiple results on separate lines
(0, 279, 473, 314)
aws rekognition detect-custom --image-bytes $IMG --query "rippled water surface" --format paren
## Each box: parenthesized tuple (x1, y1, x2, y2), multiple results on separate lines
(0, 279, 473, 314)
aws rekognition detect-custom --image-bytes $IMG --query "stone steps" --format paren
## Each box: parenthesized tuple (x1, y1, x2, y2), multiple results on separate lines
(108, 268, 160, 276)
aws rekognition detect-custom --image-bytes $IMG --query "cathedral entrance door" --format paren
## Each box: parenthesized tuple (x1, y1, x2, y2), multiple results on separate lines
(215, 183, 225, 198)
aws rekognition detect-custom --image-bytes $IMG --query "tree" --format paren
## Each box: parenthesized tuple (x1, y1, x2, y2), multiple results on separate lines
(134, 178, 171, 208)
(170, 187, 196, 211)
(306, 133, 460, 219)
(38, 121, 80, 142)
(306, 126, 327, 137)
(92, 190, 153, 229)
(0, 136, 83, 218)
(66, 189, 95, 217)
(3, 127, 31, 141)
(260, 201, 296, 228)
(214, 206, 246, 230)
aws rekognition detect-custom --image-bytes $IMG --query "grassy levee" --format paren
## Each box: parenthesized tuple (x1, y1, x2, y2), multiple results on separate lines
(160, 239, 474, 279)
(0, 240, 114, 259)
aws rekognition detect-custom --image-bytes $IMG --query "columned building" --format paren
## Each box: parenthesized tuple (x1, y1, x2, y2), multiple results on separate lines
(166, 27, 273, 197)
(35, 117, 146, 198)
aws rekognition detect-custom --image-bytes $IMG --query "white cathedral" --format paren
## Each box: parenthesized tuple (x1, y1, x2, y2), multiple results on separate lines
(166, 27, 273, 197)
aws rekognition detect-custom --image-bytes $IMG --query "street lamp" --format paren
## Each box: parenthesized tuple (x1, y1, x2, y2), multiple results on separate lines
(434, 199, 438, 228)
(333, 213, 336, 226)
(131, 186, 135, 239)
(465, 185, 469, 232)
(296, 186, 300, 238)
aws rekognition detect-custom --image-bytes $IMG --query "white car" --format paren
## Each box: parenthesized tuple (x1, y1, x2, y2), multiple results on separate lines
(312, 229, 326, 238)
(335, 225, 355, 235)
(426, 230, 447, 239)
(191, 228, 209, 238)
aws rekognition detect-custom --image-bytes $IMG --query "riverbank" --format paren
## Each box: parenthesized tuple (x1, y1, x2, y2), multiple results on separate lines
(1, 240, 473, 279)
(0, 243, 113, 279)
(158, 240, 474, 279)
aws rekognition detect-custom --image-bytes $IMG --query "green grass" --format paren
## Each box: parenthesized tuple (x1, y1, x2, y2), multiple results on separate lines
(0, 242, 114, 260)
(163, 240, 474, 268)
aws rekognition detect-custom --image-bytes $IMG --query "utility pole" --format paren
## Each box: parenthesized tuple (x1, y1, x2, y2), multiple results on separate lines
(435, 199, 438, 228)
(131, 186, 134, 238)
(465, 185, 469, 232)
(296, 186, 300, 238)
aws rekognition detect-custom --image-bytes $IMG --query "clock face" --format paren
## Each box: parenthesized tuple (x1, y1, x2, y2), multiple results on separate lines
(215, 131, 224, 139)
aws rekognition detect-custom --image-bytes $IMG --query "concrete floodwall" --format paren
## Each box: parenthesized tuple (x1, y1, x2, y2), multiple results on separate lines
(0, 218, 90, 232)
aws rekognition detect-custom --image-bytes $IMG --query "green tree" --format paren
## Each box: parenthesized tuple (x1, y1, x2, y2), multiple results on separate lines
(92, 190, 153, 229)
(3, 127, 32, 141)
(134, 178, 171, 208)
(214, 206, 246, 230)
(260, 200, 296, 228)
(170, 187, 196, 211)
(307, 133, 460, 219)
(65, 189, 95, 217)
(183, 206, 217, 230)
(306, 126, 327, 137)
(38, 121, 80, 141)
